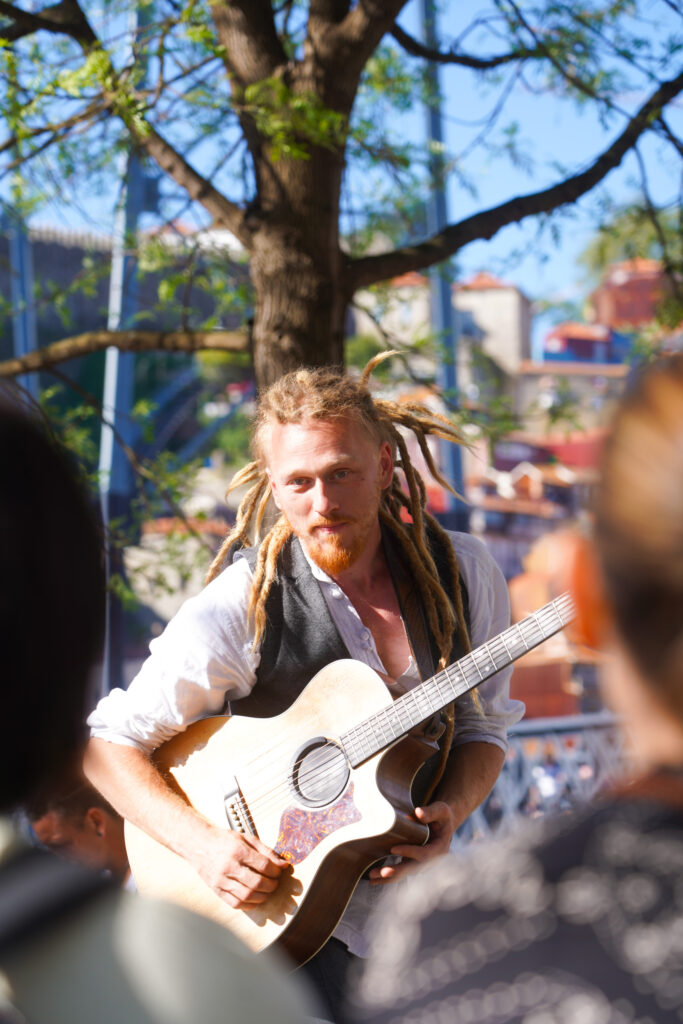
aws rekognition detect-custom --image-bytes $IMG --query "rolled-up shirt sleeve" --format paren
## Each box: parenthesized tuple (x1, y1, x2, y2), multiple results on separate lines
(448, 532, 525, 752)
(87, 558, 259, 754)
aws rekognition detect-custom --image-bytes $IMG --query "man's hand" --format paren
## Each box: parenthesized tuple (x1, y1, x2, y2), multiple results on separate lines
(84, 739, 291, 910)
(367, 800, 455, 885)
(193, 826, 291, 909)
(367, 742, 506, 885)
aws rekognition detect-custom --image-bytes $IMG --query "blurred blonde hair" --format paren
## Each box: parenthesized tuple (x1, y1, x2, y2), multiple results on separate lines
(595, 353, 683, 721)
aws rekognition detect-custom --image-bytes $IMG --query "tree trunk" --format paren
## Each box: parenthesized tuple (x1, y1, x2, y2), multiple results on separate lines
(250, 223, 347, 388)
(248, 120, 348, 389)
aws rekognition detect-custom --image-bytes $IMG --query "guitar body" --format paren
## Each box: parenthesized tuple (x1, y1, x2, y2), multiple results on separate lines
(125, 659, 432, 966)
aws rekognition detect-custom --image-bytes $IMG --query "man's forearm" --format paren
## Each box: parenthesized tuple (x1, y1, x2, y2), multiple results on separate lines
(83, 737, 214, 863)
(432, 740, 505, 829)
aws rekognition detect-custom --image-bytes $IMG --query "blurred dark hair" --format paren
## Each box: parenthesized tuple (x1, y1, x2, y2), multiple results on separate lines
(24, 764, 119, 824)
(0, 399, 105, 811)
(595, 353, 683, 721)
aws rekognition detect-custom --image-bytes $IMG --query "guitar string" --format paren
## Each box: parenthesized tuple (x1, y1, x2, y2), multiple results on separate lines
(237, 600, 572, 822)
(233, 594, 573, 795)
(238, 594, 572, 796)
(239, 600, 573, 818)
(240, 598, 572, 819)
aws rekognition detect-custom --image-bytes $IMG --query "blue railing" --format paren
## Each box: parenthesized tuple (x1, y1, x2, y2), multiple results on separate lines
(456, 711, 622, 844)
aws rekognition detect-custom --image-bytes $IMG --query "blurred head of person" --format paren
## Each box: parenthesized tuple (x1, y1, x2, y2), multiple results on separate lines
(0, 398, 105, 812)
(25, 771, 129, 884)
(570, 353, 683, 771)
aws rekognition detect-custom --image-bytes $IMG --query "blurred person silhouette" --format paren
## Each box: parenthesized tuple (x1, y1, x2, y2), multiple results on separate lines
(25, 771, 131, 887)
(348, 353, 683, 1024)
(0, 398, 316, 1024)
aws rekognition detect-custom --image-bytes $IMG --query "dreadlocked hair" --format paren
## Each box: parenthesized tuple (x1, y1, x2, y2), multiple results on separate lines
(205, 352, 475, 797)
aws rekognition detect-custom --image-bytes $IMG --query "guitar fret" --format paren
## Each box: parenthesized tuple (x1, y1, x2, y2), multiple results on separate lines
(471, 652, 485, 681)
(483, 641, 499, 673)
(381, 706, 400, 740)
(443, 663, 464, 699)
(514, 621, 531, 650)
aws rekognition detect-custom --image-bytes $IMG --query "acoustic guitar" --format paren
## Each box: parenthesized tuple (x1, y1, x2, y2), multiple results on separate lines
(125, 592, 574, 966)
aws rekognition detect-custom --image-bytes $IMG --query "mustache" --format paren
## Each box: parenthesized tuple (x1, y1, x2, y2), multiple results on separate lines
(310, 514, 355, 528)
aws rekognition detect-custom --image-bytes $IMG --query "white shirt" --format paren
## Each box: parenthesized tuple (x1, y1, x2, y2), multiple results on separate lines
(88, 530, 524, 956)
(89, 531, 523, 753)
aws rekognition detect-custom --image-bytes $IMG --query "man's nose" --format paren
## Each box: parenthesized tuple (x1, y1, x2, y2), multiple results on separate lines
(312, 479, 339, 514)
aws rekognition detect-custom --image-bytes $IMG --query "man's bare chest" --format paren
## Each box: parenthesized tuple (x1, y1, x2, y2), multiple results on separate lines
(341, 583, 412, 682)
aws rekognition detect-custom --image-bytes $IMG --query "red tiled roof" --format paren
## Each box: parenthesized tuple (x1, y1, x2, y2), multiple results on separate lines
(604, 258, 663, 279)
(518, 359, 628, 377)
(390, 271, 428, 288)
(460, 271, 509, 290)
(546, 321, 610, 342)
(142, 517, 229, 537)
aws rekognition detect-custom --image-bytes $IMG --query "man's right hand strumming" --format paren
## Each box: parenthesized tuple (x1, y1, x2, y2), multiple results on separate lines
(84, 737, 288, 908)
(191, 824, 290, 908)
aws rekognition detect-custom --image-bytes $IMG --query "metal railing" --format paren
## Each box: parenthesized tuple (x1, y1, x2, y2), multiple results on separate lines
(456, 710, 623, 844)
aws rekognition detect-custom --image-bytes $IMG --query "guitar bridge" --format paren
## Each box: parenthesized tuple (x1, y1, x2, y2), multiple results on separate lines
(223, 779, 256, 836)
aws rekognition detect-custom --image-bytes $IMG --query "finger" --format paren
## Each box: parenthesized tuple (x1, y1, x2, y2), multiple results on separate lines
(216, 880, 274, 907)
(389, 842, 435, 862)
(369, 860, 418, 885)
(414, 802, 451, 825)
(241, 836, 290, 875)
(216, 862, 282, 904)
(236, 862, 283, 893)
(368, 863, 399, 884)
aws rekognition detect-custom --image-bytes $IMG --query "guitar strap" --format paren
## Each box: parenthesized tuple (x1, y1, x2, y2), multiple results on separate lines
(381, 524, 470, 803)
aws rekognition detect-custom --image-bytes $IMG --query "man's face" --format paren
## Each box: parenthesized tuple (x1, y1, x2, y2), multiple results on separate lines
(266, 415, 393, 576)
(31, 808, 114, 874)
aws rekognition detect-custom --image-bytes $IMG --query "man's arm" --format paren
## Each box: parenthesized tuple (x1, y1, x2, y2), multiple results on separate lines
(367, 740, 504, 884)
(84, 738, 289, 907)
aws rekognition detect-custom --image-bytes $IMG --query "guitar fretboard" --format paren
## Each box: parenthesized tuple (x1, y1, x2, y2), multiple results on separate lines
(340, 592, 575, 768)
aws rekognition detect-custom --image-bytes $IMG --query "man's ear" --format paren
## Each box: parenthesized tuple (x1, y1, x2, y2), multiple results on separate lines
(85, 806, 107, 837)
(266, 469, 282, 510)
(378, 441, 394, 489)
(565, 534, 613, 650)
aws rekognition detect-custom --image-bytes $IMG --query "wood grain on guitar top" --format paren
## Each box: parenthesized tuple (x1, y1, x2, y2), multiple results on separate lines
(125, 660, 430, 965)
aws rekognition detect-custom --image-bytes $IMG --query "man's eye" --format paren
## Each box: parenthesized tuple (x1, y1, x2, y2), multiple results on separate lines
(333, 470, 349, 480)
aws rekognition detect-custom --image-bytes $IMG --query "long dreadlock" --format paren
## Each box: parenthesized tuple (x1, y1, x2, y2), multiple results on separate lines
(206, 352, 474, 797)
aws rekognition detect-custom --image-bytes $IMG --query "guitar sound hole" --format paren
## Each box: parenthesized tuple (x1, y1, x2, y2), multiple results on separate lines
(291, 739, 350, 807)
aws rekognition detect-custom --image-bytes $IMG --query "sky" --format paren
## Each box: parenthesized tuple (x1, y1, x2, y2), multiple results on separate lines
(395, 0, 682, 352)
(14, 0, 683, 355)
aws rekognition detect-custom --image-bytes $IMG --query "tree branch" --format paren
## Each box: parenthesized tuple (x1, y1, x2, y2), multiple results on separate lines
(0, 329, 249, 378)
(633, 145, 683, 307)
(0, 2, 253, 247)
(390, 22, 542, 68)
(346, 67, 683, 291)
(504, 0, 617, 108)
(0, 0, 96, 45)
(0, 99, 105, 159)
(126, 119, 252, 245)
(309, 0, 351, 22)
(657, 116, 683, 158)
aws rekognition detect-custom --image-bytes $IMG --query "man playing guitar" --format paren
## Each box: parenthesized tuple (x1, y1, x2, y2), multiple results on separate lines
(85, 355, 524, 1021)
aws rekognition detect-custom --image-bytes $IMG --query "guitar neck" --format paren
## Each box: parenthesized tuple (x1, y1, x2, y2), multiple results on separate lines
(341, 591, 575, 768)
